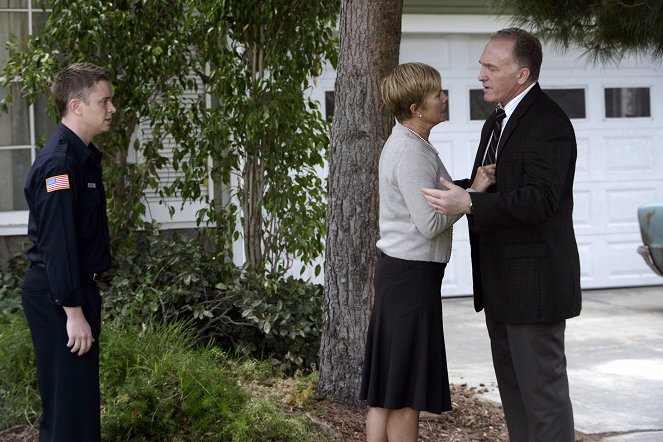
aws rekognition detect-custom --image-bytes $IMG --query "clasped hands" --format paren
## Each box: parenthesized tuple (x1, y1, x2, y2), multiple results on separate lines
(422, 165, 496, 215)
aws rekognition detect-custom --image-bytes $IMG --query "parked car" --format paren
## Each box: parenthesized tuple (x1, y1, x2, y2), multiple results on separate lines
(637, 202, 663, 277)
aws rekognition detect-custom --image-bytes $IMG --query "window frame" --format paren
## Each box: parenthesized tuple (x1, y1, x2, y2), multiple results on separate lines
(0, 3, 43, 236)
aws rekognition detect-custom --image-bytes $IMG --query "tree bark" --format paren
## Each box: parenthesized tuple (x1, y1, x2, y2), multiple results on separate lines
(318, 0, 402, 406)
(242, 151, 265, 270)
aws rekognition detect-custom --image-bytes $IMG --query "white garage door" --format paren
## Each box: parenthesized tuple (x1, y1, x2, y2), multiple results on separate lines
(308, 30, 663, 295)
(397, 33, 663, 295)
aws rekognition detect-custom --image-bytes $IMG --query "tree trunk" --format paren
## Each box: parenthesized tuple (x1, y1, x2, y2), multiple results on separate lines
(242, 38, 266, 272)
(318, 0, 402, 406)
(242, 151, 265, 270)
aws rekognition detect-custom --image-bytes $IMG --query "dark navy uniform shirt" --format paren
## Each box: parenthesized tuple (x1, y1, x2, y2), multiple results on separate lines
(24, 123, 111, 306)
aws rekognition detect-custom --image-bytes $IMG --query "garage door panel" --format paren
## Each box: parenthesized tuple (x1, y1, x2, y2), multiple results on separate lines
(443, 237, 472, 295)
(604, 234, 661, 283)
(604, 185, 659, 233)
(579, 234, 661, 288)
(574, 136, 592, 182)
(572, 188, 593, 233)
(400, 35, 452, 70)
(577, 238, 596, 285)
(604, 135, 660, 180)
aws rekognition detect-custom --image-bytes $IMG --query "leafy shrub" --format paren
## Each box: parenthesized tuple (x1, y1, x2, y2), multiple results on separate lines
(0, 252, 27, 315)
(0, 315, 330, 440)
(0, 312, 40, 429)
(102, 224, 322, 371)
(100, 321, 245, 440)
(222, 271, 322, 370)
(102, 321, 329, 441)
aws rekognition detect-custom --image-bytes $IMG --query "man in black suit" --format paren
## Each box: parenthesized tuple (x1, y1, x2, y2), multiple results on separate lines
(422, 28, 581, 441)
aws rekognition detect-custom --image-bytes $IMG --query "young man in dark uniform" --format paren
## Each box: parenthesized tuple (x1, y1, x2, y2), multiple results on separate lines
(22, 62, 115, 442)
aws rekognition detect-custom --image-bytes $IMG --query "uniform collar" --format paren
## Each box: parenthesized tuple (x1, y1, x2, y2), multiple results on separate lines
(56, 122, 103, 164)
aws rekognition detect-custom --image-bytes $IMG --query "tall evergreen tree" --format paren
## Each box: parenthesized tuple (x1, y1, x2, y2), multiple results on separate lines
(494, 0, 663, 62)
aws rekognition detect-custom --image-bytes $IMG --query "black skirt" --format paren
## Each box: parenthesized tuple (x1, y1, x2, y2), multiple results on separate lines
(360, 253, 452, 414)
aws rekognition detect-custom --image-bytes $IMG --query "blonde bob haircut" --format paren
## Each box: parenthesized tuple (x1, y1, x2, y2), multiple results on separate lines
(380, 62, 441, 123)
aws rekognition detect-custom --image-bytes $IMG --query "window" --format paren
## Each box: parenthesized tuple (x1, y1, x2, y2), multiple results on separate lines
(469, 89, 494, 120)
(545, 88, 586, 119)
(0, 4, 56, 213)
(605, 87, 651, 118)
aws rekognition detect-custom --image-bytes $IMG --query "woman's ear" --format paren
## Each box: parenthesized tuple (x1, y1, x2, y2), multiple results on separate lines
(409, 103, 421, 118)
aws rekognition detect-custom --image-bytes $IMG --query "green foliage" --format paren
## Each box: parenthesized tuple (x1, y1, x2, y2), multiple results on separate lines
(0, 313, 330, 440)
(101, 323, 332, 441)
(222, 270, 323, 370)
(0, 0, 339, 274)
(0, 313, 40, 429)
(493, 0, 663, 62)
(0, 252, 27, 315)
(103, 225, 322, 371)
(206, 0, 338, 272)
(100, 321, 251, 440)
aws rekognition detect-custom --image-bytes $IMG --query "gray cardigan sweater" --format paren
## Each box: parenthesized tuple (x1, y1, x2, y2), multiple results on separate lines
(376, 123, 461, 263)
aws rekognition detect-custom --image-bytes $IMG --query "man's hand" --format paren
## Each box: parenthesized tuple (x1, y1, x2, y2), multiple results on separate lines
(63, 306, 94, 356)
(422, 178, 472, 215)
(471, 164, 496, 192)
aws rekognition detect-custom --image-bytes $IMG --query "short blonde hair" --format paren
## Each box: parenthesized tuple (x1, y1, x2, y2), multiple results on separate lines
(381, 62, 441, 123)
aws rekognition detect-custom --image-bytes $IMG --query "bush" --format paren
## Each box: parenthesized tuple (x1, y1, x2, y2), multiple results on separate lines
(0, 252, 27, 315)
(103, 224, 322, 371)
(0, 312, 40, 429)
(101, 321, 328, 441)
(223, 271, 322, 370)
(0, 314, 331, 441)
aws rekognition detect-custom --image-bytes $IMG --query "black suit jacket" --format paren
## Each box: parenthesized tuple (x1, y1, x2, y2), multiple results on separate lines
(457, 83, 581, 323)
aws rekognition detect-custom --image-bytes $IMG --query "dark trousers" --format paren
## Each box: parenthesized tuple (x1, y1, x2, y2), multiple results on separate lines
(21, 267, 102, 442)
(486, 318, 575, 442)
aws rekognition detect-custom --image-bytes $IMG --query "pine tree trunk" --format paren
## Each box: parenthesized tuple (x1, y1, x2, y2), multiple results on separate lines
(318, 0, 402, 406)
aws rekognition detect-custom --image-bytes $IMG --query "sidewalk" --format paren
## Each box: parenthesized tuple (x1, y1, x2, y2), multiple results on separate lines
(442, 286, 663, 439)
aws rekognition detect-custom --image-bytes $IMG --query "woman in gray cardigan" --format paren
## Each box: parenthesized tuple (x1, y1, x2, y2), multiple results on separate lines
(360, 62, 495, 442)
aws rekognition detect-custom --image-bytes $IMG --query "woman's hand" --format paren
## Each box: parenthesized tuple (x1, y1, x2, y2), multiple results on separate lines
(470, 164, 496, 192)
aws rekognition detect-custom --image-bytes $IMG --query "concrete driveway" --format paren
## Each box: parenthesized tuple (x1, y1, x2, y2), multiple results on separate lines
(442, 286, 663, 440)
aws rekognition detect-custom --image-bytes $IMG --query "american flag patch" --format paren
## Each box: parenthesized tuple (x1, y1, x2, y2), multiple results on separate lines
(45, 174, 70, 192)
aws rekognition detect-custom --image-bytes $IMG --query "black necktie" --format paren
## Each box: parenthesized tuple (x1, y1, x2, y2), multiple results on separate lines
(483, 105, 506, 165)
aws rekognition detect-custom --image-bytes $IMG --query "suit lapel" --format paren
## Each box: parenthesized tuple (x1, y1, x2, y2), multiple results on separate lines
(496, 83, 542, 161)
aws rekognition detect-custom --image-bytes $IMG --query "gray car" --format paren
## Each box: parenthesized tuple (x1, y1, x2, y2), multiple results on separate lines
(638, 202, 663, 276)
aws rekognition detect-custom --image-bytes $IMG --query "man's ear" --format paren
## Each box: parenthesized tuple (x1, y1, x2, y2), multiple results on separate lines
(516, 67, 531, 85)
(68, 98, 82, 116)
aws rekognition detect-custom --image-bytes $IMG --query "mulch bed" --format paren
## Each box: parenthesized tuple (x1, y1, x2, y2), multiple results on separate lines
(0, 383, 610, 441)
(308, 383, 608, 441)
(310, 384, 508, 441)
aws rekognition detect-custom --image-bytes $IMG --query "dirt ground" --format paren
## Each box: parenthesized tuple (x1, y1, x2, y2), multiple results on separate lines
(0, 384, 611, 441)
(309, 384, 607, 442)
